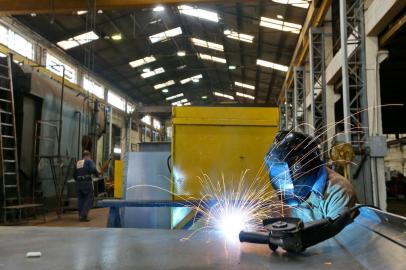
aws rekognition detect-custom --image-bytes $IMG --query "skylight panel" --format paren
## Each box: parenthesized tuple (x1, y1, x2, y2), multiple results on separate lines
(256, 59, 288, 72)
(178, 5, 219, 23)
(180, 74, 203, 84)
(199, 53, 226, 64)
(191, 38, 223, 51)
(234, 81, 255, 90)
(224, 30, 254, 43)
(166, 93, 184, 101)
(149, 27, 182, 43)
(236, 92, 255, 100)
(57, 31, 99, 50)
(272, 0, 310, 9)
(214, 91, 234, 100)
(154, 80, 175, 89)
(129, 55, 156, 68)
(141, 67, 165, 78)
(260, 17, 302, 34)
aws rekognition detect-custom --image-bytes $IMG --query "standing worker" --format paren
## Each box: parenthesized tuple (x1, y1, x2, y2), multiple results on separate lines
(265, 131, 358, 222)
(74, 150, 100, 222)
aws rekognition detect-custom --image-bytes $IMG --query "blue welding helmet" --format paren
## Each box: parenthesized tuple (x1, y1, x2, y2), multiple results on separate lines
(265, 131, 326, 205)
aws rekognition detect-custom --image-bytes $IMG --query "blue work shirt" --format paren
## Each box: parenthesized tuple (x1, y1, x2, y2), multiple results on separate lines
(291, 168, 357, 222)
(74, 158, 99, 180)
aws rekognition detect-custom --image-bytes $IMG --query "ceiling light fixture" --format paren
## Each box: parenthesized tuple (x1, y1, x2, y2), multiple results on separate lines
(272, 0, 310, 9)
(202, 96, 207, 99)
(76, 10, 88, 15)
(129, 56, 156, 68)
(178, 5, 219, 22)
(111, 33, 122, 40)
(153, 6, 165, 12)
(214, 91, 234, 100)
(141, 67, 165, 78)
(228, 65, 236, 70)
(154, 80, 175, 89)
(166, 93, 184, 101)
(177, 51, 186, 57)
(57, 31, 99, 50)
(224, 30, 254, 43)
(256, 59, 288, 72)
(260, 17, 302, 34)
(277, 14, 284, 19)
(199, 53, 226, 64)
(236, 92, 255, 100)
(149, 27, 182, 43)
(234, 81, 255, 90)
(162, 89, 169, 93)
(180, 74, 203, 84)
(191, 38, 223, 51)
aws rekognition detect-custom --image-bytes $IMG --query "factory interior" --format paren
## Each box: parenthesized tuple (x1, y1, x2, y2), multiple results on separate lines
(0, 0, 405, 269)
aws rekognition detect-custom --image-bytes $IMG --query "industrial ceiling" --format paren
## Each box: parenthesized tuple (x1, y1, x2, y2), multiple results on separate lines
(14, 1, 308, 106)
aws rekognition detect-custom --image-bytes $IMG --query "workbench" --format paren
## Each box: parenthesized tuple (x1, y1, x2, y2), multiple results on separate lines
(0, 208, 404, 269)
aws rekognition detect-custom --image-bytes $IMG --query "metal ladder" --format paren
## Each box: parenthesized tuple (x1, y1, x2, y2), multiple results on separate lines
(0, 54, 21, 223)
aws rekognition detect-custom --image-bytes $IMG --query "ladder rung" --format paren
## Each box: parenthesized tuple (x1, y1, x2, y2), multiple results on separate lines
(0, 111, 12, 115)
(0, 86, 10, 91)
(5, 185, 17, 188)
(2, 135, 14, 138)
(0, 98, 11, 103)
(5, 197, 18, 201)
(3, 147, 16, 151)
(0, 63, 8, 68)
(4, 172, 16, 175)
(0, 74, 10, 80)
(1, 123, 13, 127)
(3, 160, 16, 163)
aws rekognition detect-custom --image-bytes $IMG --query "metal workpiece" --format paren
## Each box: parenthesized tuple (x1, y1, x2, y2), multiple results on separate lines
(1, 208, 405, 270)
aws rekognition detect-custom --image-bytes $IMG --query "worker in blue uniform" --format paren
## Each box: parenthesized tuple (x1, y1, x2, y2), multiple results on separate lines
(265, 131, 357, 222)
(74, 150, 100, 222)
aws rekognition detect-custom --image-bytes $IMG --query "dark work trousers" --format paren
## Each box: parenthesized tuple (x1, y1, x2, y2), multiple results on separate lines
(77, 180, 94, 218)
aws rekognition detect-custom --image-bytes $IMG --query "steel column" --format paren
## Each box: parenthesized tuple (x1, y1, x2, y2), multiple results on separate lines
(293, 66, 305, 132)
(309, 27, 327, 146)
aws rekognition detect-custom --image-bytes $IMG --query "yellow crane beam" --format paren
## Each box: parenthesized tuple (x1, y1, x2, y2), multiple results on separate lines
(0, 0, 241, 15)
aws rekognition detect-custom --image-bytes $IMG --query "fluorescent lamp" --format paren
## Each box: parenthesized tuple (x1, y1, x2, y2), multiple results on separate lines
(236, 92, 255, 100)
(57, 31, 99, 50)
(199, 53, 226, 64)
(172, 98, 188, 106)
(97, 10, 103, 14)
(166, 93, 184, 101)
(114, 147, 122, 154)
(178, 5, 219, 23)
(201, 96, 207, 99)
(162, 89, 169, 93)
(234, 81, 255, 90)
(111, 33, 122, 40)
(77, 10, 88, 15)
(141, 67, 165, 78)
(180, 74, 203, 84)
(260, 17, 302, 34)
(183, 102, 191, 106)
(154, 80, 175, 89)
(224, 30, 254, 43)
(256, 59, 288, 72)
(149, 27, 182, 43)
(228, 65, 236, 70)
(277, 14, 284, 19)
(272, 0, 309, 9)
(153, 6, 165, 12)
(177, 65, 187, 70)
(191, 38, 223, 51)
(214, 91, 234, 100)
(129, 56, 156, 68)
(177, 51, 186, 57)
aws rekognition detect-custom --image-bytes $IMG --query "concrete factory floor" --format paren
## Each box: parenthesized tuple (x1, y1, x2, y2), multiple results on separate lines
(26, 208, 108, 228)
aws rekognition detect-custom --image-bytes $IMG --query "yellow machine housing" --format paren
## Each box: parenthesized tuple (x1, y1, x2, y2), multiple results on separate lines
(171, 106, 279, 199)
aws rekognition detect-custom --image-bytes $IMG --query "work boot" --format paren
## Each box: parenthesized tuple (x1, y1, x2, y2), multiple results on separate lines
(79, 216, 90, 222)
